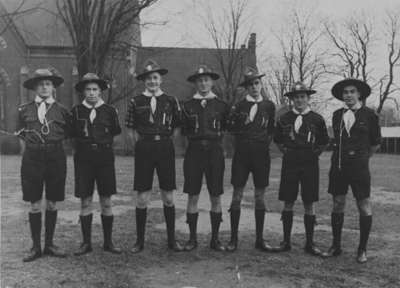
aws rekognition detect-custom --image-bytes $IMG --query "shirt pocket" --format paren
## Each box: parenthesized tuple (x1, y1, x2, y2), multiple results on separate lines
(135, 105, 151, 123)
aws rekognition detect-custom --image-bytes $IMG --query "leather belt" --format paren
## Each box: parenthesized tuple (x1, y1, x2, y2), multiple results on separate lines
(26, 142, 63, 149)
(77, 143, 112, 149)
(139, 134, 170, 141)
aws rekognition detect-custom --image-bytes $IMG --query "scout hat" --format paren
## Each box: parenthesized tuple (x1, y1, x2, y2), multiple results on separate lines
(136, 59, 168, 80)
(238, 67, 265, 87)
(75, 73, 108, 92)
(284, 81, 316, 98)
(23, 68, 64, 90)
(187, 64, 220, 82)
(331, 78, 371, 100)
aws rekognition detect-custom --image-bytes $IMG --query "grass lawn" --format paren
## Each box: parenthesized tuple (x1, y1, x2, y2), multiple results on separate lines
(1, 153, 400, 288)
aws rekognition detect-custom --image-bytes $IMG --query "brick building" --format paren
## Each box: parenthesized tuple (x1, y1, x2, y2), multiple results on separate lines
(0, 0, 257, 155)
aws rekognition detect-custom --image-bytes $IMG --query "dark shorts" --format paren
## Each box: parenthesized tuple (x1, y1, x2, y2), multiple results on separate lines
(328, 156, 371, 201)
(74, 147, 117, 198)
(279, 150, 319, 203)
(231, 141, 271, 188)
(183, 140, 225, 196)
(21, 145, 66, 202)
(134, 139, 176, 192)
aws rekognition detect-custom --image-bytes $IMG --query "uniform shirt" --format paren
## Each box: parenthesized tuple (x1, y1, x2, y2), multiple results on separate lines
(125, 93, 181, 136)
(17, 101, 71, 144)
(332, 106, 381, 159)
(228, 98, 275, 142)
(274, 110, 329, 150)
(71, 103, 121, 145)
(182, 97, 229, 140)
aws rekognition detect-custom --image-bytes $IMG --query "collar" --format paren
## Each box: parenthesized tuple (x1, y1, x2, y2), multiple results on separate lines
(34, 95, 55, 104)
(82, 99, 104, 109)
(143, 89, 164, 97)
(193, 91, 217, 100)
(292, 106, 311, 115)
(344, 102, 362, 111)
(246, 94, 263, 103)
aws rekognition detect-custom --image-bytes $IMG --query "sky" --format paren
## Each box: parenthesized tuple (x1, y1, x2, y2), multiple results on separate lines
(140, 0, 400, 116)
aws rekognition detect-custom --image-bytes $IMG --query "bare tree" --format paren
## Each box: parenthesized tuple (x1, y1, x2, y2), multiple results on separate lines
(324, 16, 373, 82)
(198, 0, 253, 104)
(377, 11, 400, 114)
(277, 10, 328, 89)
(266, 9, 328, 108)
(56, 0, 159, 102)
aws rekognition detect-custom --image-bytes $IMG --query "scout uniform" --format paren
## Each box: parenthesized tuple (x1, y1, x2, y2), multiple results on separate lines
(273, 82, 329, 255)
(226, 67, 276, 252)
(71, 73, 122, 255)
(324, 79, 381, 263)
(18, 69, 70, 262)
(125, 59, 182, 252)
(182, 65, 230, 251)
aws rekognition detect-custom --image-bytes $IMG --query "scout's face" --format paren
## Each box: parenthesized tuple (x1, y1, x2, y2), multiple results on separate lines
(246, 78, 262, 98)
(84, 82, 102, 105)
(292, 93, 310, 112)
(343, 85, 361, 107)
(144, 72, 162, 93)
(195, 75, 213, 95)
(35, 80, 54, 99)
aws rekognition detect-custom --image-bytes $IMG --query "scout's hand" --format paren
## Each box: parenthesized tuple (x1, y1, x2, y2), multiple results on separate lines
(277, 144, 287, 154)
(313, 147, 323, 156)
(369, 145, 380, 157)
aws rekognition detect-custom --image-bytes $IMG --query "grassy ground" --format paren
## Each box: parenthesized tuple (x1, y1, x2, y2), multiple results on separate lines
(1, 153, 400, 288)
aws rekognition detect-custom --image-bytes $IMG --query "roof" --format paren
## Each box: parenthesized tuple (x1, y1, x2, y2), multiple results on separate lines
(1, 0, 72, 47)
(381, 127, 400, 138)
(135, 46, 256, 101)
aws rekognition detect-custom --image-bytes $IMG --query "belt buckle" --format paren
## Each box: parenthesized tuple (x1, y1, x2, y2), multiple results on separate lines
(154, 135, 161, 141)
(91, 143, 98, 149)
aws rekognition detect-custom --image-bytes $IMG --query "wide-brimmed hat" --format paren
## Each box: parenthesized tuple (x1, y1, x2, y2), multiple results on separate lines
(136, 59, 168, 80)
(331, 78, 371, 100)
(23, 68, 64, 90)
(239, 67, 265, 87)
(187, 65, 220, 82)
(75, 73, 108, 92)
(284, 81, 316, 98)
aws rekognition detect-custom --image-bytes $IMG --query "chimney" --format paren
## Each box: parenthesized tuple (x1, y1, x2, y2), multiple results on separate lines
(248, 33, 256, 54)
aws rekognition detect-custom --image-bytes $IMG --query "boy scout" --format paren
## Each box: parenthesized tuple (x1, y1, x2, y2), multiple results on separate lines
(182, 65, 230, 252)
(18, 68, 70, 262)
(125, 59, 183, 253)
(273, 82, 329, 256)
(225, 67, 276, 252)
(322, 79, 381, 263)
(71, 73, 122, 255)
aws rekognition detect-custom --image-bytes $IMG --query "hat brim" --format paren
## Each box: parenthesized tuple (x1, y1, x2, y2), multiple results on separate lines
(239, 74, 265, 87)
(75, 79, 108, 92)
(284, 89, 316, 98)
(187, 72, 220, 83)
(331, 79, 371, 100)
(136, 68, 168, 80)
(23, 75, 64, 90)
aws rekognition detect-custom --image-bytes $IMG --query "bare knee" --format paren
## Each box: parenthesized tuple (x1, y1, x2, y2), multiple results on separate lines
(100, 196, 112, 216)
(46, 200, 57, 211)
(230, 187, 244, 210)
(210, 196, 222, 213)
(136, 191, 151, 209)
(357, 198, 372, 216)
(30, 200, 42, 213)
(81, 196, 93, 216)
(187, 195, 199, 213)
(283, 201, 294, 211)
(332, 195, 346, 213)
(161, 190, 174, 207)
(303, 202, 315, 215)
(254, 188, 266, 210)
